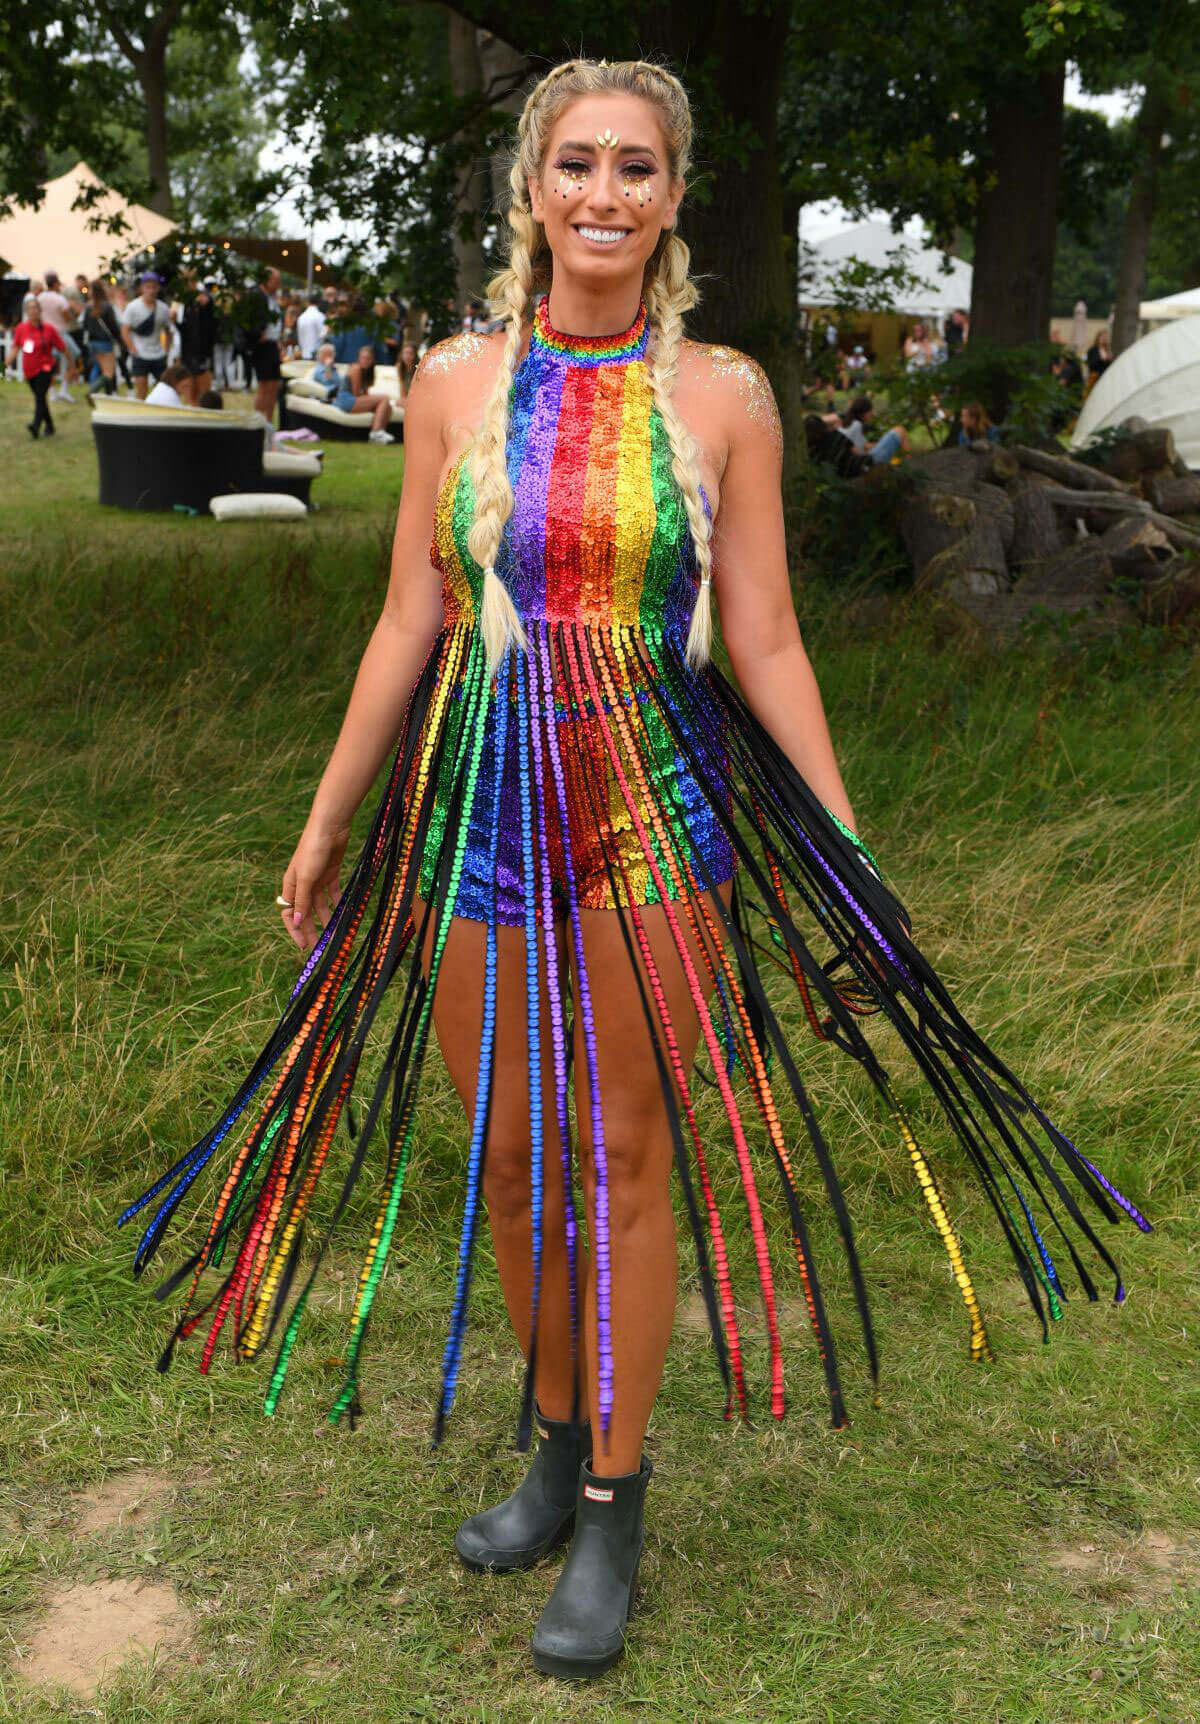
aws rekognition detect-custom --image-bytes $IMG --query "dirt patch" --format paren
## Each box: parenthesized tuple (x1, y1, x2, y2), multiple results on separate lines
(1047, 1530, 1200, 1599)
(17, 1577, 190, 1697)
(73, 1468, 173, 1535)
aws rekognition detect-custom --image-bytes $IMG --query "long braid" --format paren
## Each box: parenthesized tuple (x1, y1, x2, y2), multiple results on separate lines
(643, 232, 714, 668)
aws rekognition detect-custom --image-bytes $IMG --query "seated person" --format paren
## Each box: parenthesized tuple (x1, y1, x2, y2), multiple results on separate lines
(309, 343, 343, 400)
(837, 395, 910, 464)
(146, 363, 190, 407)
(958, 401, 1000, 445)
(198, 389, 224, 410)
(335, 344, 395, 443)
(804, 413, 872, 478)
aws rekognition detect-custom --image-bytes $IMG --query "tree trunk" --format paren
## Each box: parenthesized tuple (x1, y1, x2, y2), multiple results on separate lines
(476, 31, 528, 292)
(1111, 77, 1169, 356)
(142, 23, 173, 217)
(969, 60, 1065, 350)
(446, 12, 487, 306)
(644, 0, 807, 527)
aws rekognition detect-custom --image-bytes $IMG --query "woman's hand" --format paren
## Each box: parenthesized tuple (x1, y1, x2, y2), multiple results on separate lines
(280, 817, 353, 953)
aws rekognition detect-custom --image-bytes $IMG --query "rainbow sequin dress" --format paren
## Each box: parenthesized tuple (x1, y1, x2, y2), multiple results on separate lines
(120, 295, 1150, 1450)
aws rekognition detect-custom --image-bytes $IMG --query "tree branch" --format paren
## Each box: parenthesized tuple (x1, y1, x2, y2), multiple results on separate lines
(95, 0, 145, 71)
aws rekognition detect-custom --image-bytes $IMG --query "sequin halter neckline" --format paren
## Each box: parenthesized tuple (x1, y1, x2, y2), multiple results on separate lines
(432, 288, 701, 634)
(529, 294, 650, 364)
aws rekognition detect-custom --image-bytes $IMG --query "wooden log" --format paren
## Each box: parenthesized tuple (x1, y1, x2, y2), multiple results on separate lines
(1014, 444, 1132, 493)
(1099, 515, 1170, 555)
(899, 490, 976, 583)
(1081, 425, 1177, 482)
(1038, 487, 1200, 547)
(1009, 482, 1069, 568)
(967, 441, 1021, 483)
(899, 483, 1013, 594)
(902, 447, 983, 490)
(1098, 514, 1171, 576)
(1145, 474, 1200, 516)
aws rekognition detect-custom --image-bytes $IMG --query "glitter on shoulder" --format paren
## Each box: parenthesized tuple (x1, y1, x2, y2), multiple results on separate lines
(415, 330, 492, 380)
(700, 343, 784, 458)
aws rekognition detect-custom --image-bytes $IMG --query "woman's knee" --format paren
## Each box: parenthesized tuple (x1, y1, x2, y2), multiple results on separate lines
(480, 1135, 529, 1225)
(578, 1130, 673, 1231)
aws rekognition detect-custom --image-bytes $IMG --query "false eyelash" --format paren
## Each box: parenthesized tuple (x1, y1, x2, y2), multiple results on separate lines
(555, 157, 655, 177)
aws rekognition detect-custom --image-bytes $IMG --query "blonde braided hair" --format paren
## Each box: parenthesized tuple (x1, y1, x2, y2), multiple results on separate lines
(467, 56, 715, 676)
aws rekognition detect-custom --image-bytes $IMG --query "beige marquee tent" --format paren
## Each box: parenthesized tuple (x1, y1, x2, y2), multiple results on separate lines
(0, 162, 175, 281)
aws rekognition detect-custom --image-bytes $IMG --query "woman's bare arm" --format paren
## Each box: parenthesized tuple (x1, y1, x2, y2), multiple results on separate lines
(304, 358, 449, 837)
(704, 352, 860, 837)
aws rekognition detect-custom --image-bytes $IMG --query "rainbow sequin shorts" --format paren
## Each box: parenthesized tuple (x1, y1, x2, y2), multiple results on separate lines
(416, 624, 736, 924)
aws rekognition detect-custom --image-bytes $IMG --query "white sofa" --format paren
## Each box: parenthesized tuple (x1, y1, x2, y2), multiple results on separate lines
(280, 363, 406, 441)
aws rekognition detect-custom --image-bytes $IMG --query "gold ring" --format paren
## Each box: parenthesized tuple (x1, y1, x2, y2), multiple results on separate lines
(275, 894, 293, 909)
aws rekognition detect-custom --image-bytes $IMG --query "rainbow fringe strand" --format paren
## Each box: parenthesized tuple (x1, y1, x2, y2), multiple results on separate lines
(119, 294, 1151, 1450)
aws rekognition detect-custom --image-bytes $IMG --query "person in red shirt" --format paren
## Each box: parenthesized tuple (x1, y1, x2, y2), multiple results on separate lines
(12, 295, 66, 438)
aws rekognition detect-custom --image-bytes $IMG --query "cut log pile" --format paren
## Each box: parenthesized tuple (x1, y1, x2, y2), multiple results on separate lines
(886, 416, 1200, 640)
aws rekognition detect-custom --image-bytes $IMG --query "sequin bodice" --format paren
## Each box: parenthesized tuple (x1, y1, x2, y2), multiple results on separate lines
(432, 296, 707, 636)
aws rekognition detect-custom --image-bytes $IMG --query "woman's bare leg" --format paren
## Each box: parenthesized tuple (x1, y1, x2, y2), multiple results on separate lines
(418, 897, 588, 1421)
(574, 879, 734, 1476)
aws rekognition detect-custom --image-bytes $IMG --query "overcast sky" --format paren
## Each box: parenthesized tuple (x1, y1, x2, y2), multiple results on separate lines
(262, 67, 1139, 264)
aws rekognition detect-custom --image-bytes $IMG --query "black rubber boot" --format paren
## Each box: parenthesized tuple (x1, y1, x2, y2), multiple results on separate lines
(454, 1407, 591, 1572)
(531, 1455, 652, 1679)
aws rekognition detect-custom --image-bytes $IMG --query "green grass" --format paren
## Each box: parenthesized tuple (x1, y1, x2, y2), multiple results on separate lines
(2, 379, 1199, 1721)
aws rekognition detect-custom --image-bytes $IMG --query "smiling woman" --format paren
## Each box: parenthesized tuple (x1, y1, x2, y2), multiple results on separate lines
(118, 53, 1151, 1687)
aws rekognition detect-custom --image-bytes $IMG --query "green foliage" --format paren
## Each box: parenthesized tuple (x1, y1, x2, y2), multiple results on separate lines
(1021, 0, 1122, 56)
(879, 340, 1076, 442)
(793, 462, 913, 590)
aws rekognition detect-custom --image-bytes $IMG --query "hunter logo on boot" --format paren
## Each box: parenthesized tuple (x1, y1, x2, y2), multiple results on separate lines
(583, 1483, 614, 1502)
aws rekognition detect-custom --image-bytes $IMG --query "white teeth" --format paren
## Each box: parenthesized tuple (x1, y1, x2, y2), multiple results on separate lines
(577, 226, 625, 245)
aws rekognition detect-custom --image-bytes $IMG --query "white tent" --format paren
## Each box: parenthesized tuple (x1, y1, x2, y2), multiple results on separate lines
(800, 220, 973, 318)
(1070, 317, 1200, 469)
(1138, 286, 1200, 323)
(0, 162, 175, 281)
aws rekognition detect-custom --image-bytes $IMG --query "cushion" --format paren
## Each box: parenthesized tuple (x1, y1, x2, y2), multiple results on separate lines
(282, 395, 372, 431)
(263, 451, 322, 478)
(287, 376, 336, 399)
(281, 360, 317, 380)
(210, 492, 309, 521)
(91, 398, 270, 432)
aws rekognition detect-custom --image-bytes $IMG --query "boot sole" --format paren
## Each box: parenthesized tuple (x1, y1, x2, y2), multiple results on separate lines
(455, 1511, 575, 1573)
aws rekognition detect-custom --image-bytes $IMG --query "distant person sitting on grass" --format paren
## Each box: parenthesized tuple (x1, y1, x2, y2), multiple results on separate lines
(958, 401, 1000, 446)
(838, 395, 910, 464)
(335, 345, 395, 442)
(146, 364, 190, 407)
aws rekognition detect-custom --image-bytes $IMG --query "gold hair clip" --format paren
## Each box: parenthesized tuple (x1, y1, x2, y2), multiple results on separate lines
(595, 128, 620, 150)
